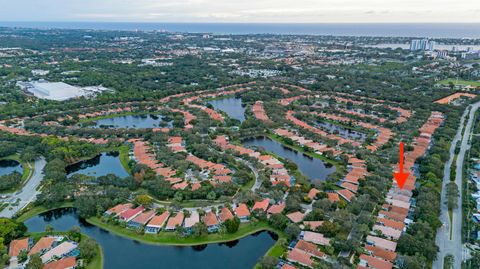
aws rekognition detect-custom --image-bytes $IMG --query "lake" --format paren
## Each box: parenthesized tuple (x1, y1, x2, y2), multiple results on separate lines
(24, 208, 276, 269)
(93, 114, 173, 129)
(242, 137, 336, 182)
(209, 97, 246, 123)
(0, 159, 22, 177)
(66, 152, 129, 178)
(315, 121, 367, 142)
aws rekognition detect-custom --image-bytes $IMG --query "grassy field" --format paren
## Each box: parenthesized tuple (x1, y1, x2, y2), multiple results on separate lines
(439, 79, 480, 87)
(87, 217, 279, 246)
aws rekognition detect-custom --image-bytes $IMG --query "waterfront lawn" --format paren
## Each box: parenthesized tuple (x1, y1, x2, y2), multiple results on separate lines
(87, 217, 278, 246)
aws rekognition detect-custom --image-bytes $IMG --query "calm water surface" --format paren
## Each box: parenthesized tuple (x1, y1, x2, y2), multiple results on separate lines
(0, 159, 22, 176)
(315, 121, 367, 141)
(242, 137, 335, 181)
(94, 114, 172, 129)
(66, 152, 129, 178)
(209, 97, 246, 123)
(24, 208, 276, 269)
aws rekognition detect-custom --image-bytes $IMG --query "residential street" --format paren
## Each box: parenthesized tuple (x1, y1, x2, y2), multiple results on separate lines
(434, 101, 480, 269)
(0, 157, 46, 218)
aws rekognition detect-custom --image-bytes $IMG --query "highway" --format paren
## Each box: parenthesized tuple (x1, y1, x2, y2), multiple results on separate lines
(0, 157, 46, 218)
(434, 100, 480, 269)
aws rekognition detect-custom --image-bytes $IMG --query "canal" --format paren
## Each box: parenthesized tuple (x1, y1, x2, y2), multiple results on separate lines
(24, 208, 276, 269)
(242, 136, 336, 182)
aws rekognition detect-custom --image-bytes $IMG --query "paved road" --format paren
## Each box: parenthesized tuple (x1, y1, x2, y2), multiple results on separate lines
(434, 101, 480, 269)
(0, 157, 46, 218)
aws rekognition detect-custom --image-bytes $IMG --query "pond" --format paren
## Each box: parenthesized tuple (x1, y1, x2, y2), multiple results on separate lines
(93, 114, 173, 129)
(0, 159, 22, 177)
(315, 121, 367, 142)
(208, 97, 246, 123)
(24, 208, 277, 269)
(66, 152, 129, 178)
(242, 137, 336, 182)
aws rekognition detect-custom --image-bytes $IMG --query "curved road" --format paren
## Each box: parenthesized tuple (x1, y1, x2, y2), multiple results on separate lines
(0, 157, 46, 218)
(434, 101, 480, 269)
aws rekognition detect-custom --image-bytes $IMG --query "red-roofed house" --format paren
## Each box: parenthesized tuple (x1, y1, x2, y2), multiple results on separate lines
(252, 199, 270, 212)
(235, 203, 250, 222)
(145, 211, 171, 234)
(359, 254, 393, 269)
(9, 238, 30, 258)
(43, 256, 76, 269)
(118, 206, 144, 222)
(287, 248, 313, 268)
(204, 211, 220, 232)
(287, 211, 305, 223)
(218, 207, 234, 223)
(267, 203, 285, 215)
(294, 240, 325, 259)
(165, 212, 185, 231)
(29, 237, 55, 256)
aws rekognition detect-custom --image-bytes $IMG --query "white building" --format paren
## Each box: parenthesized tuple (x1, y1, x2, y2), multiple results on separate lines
(17, 80, 108, 101)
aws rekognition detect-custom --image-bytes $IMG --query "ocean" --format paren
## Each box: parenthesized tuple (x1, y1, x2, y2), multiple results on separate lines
(0, 22, 479, 38)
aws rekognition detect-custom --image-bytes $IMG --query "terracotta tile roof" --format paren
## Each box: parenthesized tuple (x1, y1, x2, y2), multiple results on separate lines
(307, 188, 320, 199)
(267, 203, 285, 215)
(119, 206, 144, 221)
(302, 231, 330, 246)
(106, 203, 133, 215)
(337, 189, 355, 202)
(364, 245, 397, 262)
(235, 203, 250, 218)
(218, 207, 234, 222)
(366, 236, 396, 252)
(294, 240, 325, 258)
(43, 256, 76, 269)
(359, 254, 393, 269)
(147, 211, 171, 228)
(29, 237, 55, 255)
(131, 210, 156, 225)
(281, 264, 297, 269)
(204, 211, 219, 227)
(287, 211, 305, 223)
(327, 192, 340, 203)
(166, 212, 185, 229)
(287, 248, 313, 267)
(252, 199, 270, 212)
(9, 238, 29, 257)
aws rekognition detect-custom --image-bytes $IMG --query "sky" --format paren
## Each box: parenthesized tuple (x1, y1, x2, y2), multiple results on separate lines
(0, 0, 479, 23)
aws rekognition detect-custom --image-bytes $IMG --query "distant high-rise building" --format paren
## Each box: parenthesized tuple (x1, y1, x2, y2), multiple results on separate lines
(410, 39, 435, 51)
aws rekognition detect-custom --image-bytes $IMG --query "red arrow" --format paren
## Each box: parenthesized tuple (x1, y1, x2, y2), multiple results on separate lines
(394, 142, 410, 189)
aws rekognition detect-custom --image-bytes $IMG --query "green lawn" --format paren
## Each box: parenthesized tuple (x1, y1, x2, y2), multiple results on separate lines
(87, 217, 279, 246)
(439, 79, 480, 87)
